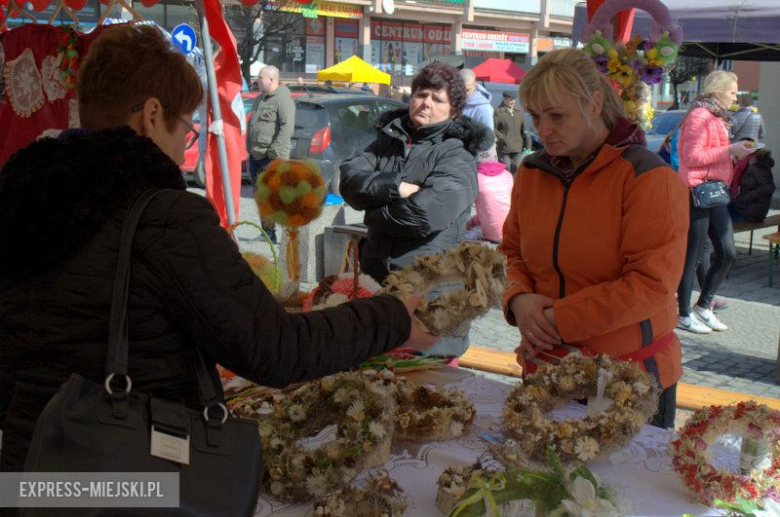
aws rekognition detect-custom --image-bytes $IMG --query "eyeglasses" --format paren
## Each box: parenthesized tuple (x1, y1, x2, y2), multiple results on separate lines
(130, 103, 199, 150)
(177, 116, 200, 150)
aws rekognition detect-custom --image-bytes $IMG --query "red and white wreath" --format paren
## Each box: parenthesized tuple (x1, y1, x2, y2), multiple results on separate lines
(672, 402, 780, 507)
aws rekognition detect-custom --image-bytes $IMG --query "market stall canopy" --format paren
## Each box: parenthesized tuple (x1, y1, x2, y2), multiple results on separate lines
(573, 0, 780, 61)
(471, 58, 526, 84)
(317, 55, 391, 85)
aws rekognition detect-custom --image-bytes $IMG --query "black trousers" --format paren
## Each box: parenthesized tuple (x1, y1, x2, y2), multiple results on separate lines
(498, 151, 523, 176)
(677, 199, 736, 316)
(650, 383, 677, 429)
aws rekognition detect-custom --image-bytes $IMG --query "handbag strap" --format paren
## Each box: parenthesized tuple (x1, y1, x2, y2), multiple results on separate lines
(105, 189, 222, 410)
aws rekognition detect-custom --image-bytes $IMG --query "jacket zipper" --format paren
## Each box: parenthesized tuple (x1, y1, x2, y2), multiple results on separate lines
(552, 181, 571, 298)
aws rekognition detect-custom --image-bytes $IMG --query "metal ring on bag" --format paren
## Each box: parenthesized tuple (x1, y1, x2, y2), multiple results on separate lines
(203, 403, 229, 424)
(104, 373, 132, 395)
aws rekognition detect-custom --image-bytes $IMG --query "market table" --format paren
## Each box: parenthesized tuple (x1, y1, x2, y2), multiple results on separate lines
(253, 369, 726, 516)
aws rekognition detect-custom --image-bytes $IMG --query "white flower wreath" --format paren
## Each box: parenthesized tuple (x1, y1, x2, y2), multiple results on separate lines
(313, 468, 407, 517)
(502, 355, 658, 464)
(381, 242, 507, 336)
(394, 380, 475, 441)
(257, 371, 398, 502)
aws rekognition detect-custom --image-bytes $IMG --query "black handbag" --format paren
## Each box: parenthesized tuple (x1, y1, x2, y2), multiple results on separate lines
(691, 180, 731, 209)
(22, 190, 263, 516)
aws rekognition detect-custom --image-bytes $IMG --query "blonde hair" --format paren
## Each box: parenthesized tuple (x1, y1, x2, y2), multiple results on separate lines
(703, 70, 738, 95)
(519, 48, 625, 130)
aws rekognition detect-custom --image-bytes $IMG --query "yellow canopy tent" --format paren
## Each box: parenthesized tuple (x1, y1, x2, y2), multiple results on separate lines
(316, 55, 391, 85)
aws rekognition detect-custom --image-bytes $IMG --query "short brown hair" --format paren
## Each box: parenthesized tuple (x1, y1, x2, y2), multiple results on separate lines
(411, 62, 467, 118)
(77, 24, 203, 130)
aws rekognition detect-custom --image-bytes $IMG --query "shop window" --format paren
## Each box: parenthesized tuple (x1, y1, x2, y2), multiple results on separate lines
(132, 2, 164, 27)
(166, 4, 195, 29)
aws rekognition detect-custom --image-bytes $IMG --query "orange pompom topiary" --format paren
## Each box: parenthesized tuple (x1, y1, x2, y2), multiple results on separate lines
(255, 159, 327, 228)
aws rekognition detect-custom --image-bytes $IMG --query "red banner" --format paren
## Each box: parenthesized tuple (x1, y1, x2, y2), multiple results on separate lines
(305, 17, 325, 36)
(424, 24, 450, 44)
(203, 0, 243, 227)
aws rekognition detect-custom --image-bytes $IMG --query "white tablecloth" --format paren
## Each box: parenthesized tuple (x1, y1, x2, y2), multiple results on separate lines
(254, 373, 725, 516)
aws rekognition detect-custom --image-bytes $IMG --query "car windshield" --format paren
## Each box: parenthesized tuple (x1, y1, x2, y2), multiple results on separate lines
(647, 111, 685, 136)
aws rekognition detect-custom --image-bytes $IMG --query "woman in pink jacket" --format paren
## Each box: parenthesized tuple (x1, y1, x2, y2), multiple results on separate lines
(676, 70, 756, 334)
(467, 145, 513, 242)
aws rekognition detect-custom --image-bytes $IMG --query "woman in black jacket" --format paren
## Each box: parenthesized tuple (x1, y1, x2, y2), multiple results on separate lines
(730, 148, 776, 223)
(339, 63, 494, 358)
(0, 25, 435, 473)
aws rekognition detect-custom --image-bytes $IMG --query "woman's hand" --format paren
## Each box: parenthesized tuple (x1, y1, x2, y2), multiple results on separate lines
(729, 141, 756, 160)
(398, 294, 439, 351)
(509, 293, 561, 349)
(399, 181, 421, 198)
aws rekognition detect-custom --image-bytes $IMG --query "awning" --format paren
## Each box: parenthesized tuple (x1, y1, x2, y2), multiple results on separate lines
(317, 55, 391, 85)
(471, 58, 526, 84)
(573, 0, 780, 61)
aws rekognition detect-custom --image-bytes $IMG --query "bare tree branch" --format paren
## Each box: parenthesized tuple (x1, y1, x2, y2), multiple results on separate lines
(224, 0, 304, 82)
(667, 54, 711, 110)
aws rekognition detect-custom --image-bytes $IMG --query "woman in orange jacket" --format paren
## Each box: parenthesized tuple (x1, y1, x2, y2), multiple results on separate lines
(499, 49, 690, 428)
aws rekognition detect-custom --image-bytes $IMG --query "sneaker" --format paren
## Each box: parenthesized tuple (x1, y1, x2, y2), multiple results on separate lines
(693, 305, 728, 331)
(710, 298, 729, 312)
(677, 315, 713, 334)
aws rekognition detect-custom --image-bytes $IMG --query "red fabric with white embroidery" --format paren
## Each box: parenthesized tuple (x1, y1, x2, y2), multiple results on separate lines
(0, 24, 108, 167)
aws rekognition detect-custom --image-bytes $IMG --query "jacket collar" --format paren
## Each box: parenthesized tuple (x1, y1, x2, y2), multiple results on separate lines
(524, 118, 646, 182)
(376, 108, 495, 156)
(0, 126, 186, 277)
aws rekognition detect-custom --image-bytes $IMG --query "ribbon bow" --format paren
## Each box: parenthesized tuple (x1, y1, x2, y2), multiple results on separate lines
(449, 472, 507, 517)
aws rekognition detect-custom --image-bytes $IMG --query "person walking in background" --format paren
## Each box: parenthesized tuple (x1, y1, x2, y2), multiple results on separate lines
(340, 62, 494, 358)
(501, 48, 689, 429)
(660, 123, 730, 313)
(676, 71, 757, 334)
(459, 68, 494, 130)
(465, 145, 513, 243)
(494, 91, 532, 175)
(247, 65, 295, 243)
(731, 93, 765, 143)
(730, 143, 776, 223)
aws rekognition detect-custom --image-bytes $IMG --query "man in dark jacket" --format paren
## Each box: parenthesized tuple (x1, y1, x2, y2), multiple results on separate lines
(0, 24, 435, 474)
(340, 63, 494, 357)
(494, 91, 531, 175)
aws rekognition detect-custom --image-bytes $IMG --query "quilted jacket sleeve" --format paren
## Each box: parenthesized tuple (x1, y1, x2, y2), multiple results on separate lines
(678, 108, 730, 169)
(340, 138, 401, 211)
(363, 146, 477, 238)
(498, 171, 535, 326)
(143, 192, 411, 389)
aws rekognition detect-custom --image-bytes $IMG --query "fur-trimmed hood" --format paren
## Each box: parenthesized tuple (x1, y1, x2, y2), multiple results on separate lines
(374, 108, 494, 156)
(0, 126, 186, 277)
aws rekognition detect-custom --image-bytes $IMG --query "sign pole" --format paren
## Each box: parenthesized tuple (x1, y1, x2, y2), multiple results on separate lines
(196, 0, 237, 227)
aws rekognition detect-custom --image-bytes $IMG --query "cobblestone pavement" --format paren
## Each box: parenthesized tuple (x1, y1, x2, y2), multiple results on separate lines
(211, 183, 780, 417)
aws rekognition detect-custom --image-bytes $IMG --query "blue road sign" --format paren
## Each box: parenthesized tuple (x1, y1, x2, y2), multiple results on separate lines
(172, 24, 197, 55)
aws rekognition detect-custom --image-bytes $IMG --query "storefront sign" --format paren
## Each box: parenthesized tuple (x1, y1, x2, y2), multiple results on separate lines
(371, 21, 450, 44)
(536, 36, 573, 52)
(424, 24, 451, 44)
(273, 1, 362, 19)
(460, 29, 529, 54)
(335, 19, 359, 38)
(306, 17, 326, 36)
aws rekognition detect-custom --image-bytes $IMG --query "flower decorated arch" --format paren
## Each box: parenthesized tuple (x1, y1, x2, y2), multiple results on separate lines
(583, 0, 683, 129)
